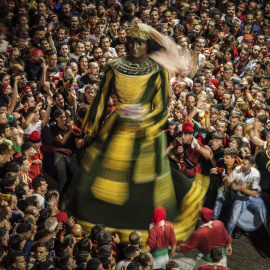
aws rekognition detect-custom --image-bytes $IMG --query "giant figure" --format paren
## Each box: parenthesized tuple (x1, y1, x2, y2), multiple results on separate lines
(61, 24, 209, 242)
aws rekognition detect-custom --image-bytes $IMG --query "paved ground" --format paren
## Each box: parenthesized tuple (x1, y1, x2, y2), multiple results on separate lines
(173, 230, 270, 270)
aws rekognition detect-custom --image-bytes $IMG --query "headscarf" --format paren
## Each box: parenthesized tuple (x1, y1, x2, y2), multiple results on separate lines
(152, 206, 166, 224)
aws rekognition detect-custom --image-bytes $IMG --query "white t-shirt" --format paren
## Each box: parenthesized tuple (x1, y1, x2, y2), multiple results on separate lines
(116, 260, 130, 270)
(24, 120, 42, 136)
(231, 166, 261, 197)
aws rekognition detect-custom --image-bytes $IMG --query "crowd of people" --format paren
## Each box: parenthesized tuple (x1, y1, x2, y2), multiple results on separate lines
(0, 0, 269, 269)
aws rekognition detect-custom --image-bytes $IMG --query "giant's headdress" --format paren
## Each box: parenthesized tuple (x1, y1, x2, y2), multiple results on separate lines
(127, 23, 190, 74)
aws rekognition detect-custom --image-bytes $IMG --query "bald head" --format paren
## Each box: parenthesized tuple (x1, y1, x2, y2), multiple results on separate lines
(71, 224, 82, 237)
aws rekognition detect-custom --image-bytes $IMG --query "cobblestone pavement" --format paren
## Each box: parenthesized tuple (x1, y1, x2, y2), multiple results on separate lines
(173, 231, 270, 270)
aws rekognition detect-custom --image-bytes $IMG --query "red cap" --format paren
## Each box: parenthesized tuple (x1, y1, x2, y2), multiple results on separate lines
(1, 84, 9, 94)
(21, 86, 32, 95)
(182, 121, 193, 133)
(244, 34, 254, 41)
(152, 206, 166, 224)
(201, 207, 214, 223)
(55, 212, 68, 223)
(29, 131, 41, 143)
(29, 48, 42, 56)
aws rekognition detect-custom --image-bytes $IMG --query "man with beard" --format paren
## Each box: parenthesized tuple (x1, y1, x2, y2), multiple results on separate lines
(217, 92, 235, 114)
(226, 155, 270, 236)
(186, 93, 197, 115)
(30, 26, 46, 49)
(60, 0, 72, 27)
(234, 48, 252, 79)
(250, 45, 261, 63)
(97, 55, 107, 73)
(252, 61, 265, 84)
(25, 48, 43, 82)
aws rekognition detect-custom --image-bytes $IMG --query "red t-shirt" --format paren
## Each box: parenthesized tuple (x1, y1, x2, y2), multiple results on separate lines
(147, 221, 177, 250)
(180, 220, 232, 254)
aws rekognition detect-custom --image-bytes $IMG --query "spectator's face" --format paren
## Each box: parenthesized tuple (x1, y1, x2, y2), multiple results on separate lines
(223, 69, 233, 80)
(26, 147, 35, 157)
(193, 25, 201, 37)
(80, 31, 90, 40)
(252, 45, 261, 58)
(186, 13, 195, 22)
(48, 54, 57, 68)
(162, 11, 172, 22)
(200, 0, 209, 10)
(180, 92, 187, 104)
(174, 29, 183, 39)
(210, 114, 217, 125)
(22, 159, 30, 172)
(234, 89, 242, 100)
(70, 63, 78, 74)
(186, 96, 196, 111)
(6, 0, 15, 11)
(244, 38, 254, 48)
(253, 64, 262, 75)
(118, 30, 126, 42)
(36, 247, 48, 262)
(85, 88, 96, 102)
(61, 45, 70, 57)
(32, 142, 42, 150)
(168, 124, 177, 136)
(96, 24, 105, 34)
(193, 46, 201, 56)
(208, 21, 215, 32)
(178, 37, 187, 47)
(62, 4, 71, 16)
(98, 57, 107, 69)
(37, 3, 46, 14)
(193, 83, 202, 95)
(216, 122, 226, 134)
(89, 63, 100, 75)
(55, 96, 65, 108)
(256, 35, 265, 44)
(109, 23, 117, 34)
(85, 42, 92, 53)
(217, 85, 226, 96)
(76, 42, 85, 55)
(79, 57, 88, 70)
(0, 114, 7, 124)
(13, 255, 26, 270)
(224, 155, 235, 166)
(1, 75, 10, 85)
(200, 13, 208, 25)
(40, 40, 50, 51)
(27, 97, 36, 108)
(88, 15, 97, 26)
(211, 138, 221, 150)
(226, 6, 235, 16)
(34, 31, 45, 42)
(222, 94, 231, 107)
(260, 45, 268, 56)
(246, 14, 254, 25)
(248, 1, 257, 10)
(260, 78, 269, 87)
(150, 11, 159, 22)
(101, 38, 111, 50)
(40, 181, 48, 194)
(182, 132, 193, 144)
(224, 51, 232, 62)
(17, 38, 28, 49)
(57, 29, 66, 41)
(233, 23, 240, 34)
(234, 125, 243, 136)
(70, 16, 79, 29)
(93, 48, 103, 60)
(141, 10, 150, 19)
(239, 50, 249, 62)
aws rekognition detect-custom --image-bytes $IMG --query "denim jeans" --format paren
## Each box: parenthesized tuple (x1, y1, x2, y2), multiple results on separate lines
(226, 196, 247, 236)
(227, 195, 270, 236)
(213, 192, 226, 220)
(55, 153, 78, 196)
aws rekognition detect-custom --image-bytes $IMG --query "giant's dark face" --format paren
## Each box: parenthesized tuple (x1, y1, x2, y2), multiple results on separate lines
(126, 37, 148, 63)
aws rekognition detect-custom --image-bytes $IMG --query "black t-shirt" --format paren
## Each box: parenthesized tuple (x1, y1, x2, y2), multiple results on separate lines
(50, 124, 77, 154)
(255, 150, 270, 192)
(216, 103, 235, 114)
(111, 38, 126, 48)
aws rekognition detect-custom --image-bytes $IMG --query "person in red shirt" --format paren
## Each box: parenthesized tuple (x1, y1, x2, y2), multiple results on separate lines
(199, 246, 230, 270)
(142, 206, 177, 269)
(176, 208, 232, 270)
(28, 131, 43, 180)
